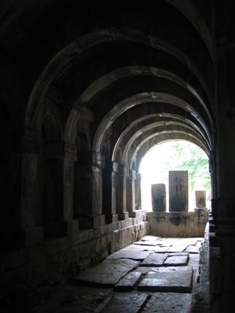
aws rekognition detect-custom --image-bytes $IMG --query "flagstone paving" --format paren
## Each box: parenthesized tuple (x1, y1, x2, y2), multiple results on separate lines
(31, 235, 206, 313)
(142, 293, 193, 313)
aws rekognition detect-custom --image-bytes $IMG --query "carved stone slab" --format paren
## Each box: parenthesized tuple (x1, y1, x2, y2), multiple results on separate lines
(74, 259, 139, 286)
(142, 292, 193, 313)
(195, 190, 206, 208)
(151, 183, 166, 212)
(169, 170, 188, 212)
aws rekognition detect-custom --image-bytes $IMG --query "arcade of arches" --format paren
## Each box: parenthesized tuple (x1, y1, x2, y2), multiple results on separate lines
(1, 1, 235, 312)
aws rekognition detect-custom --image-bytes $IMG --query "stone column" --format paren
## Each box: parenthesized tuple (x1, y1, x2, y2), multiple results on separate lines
(169, 170, 188, 212)
(213, 19, 235, 311)
(102, 160, 118, 223)
(20, 128, 44, 247)
(135, 173, 142, 210)
(74, 152, 104, 228)
(126, 169, 136, 217)
(42, 142, 77, 237)
(151, 183, 166, 212)
(116, 164, 128, 220)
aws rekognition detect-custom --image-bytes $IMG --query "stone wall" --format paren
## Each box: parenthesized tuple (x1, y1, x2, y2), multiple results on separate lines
(0, 212, 148, 311)
(147, 209, 208, 237)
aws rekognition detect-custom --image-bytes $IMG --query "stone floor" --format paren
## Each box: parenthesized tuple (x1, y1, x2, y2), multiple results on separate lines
(30, 235, 209, 313)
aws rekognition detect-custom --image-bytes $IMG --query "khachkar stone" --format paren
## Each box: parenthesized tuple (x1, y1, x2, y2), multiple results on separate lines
(195, 190, 206, 208)
(169, 170, 188, 212)
(151, 184, 166, 212)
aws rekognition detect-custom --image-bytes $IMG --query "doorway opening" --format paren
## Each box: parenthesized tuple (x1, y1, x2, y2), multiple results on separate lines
(139, 140, 211, 212)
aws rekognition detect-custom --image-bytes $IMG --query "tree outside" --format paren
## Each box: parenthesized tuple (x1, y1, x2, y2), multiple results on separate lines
(139, 140, 211, 211)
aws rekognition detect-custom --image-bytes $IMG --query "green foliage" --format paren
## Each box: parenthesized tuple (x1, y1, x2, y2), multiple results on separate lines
(164, 141, 211, 192)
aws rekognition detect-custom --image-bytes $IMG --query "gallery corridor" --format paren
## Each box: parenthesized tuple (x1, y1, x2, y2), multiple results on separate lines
(30, 233, 209, 313)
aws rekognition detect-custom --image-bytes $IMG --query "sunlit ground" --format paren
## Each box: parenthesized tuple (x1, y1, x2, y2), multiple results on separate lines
(139, 140, 211, 212)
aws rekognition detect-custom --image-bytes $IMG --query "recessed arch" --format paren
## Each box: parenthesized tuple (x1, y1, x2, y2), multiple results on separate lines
(93, 92, 212, 155)
(25, 28, 213, 135)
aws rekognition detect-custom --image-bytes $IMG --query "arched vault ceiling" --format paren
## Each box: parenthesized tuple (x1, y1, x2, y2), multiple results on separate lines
(92, 93, 212, 154)
(134, 132, 210, 173)
(113, 120, 209, 162)
(0, 0, 214, 64)
(111, 116, 205, 160)
(123, 126, 209, 171)
(26, 28, 214, 130)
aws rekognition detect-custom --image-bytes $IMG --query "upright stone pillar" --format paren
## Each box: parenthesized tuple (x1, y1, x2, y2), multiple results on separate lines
(43, 142, 77, 236)
(169, 170, 188, 212)
(116, 164, 128, 220)
(126, 169, 136, 217)
(135, 173, 142, 210)
(20, 128, 44, 246)
(195, 190, 206, 209)
(213, 23, 235, 311)
(74, 152, 104, 228)
(151, 183, 166, 212)
(103, 160, 118, 223)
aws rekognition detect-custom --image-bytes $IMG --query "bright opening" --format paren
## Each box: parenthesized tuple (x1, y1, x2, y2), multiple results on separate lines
(139, 140, 211, 212)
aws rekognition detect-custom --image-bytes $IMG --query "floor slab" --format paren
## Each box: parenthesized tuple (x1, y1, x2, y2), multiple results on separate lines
(97, 294, 148, 313)
(137, 266, 193, 292)
(143, 292, 193, 313)
(74, 259, 139, 286)
(163, 254, 189, 266)
(114, 272, 142, 290)
(140, 253, 168, 266)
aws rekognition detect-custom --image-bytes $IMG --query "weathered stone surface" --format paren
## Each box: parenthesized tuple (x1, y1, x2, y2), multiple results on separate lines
(114, 272, 142, 290)
(99, 294, 148, 313)
(163, 254, 189, 266)
(151, 183, 166, 212)
(178, 238, 200, 246)
(143, 293, 193, 313)
(74, 259, 139, 286)
(141, 253, 168, 266)
(141, 235, 160, 241)
(133, 251, 152, 260)
(134, 240, 158, 246)
(157, 238, 180, 245)
(195, 190, 206, 208)
(107, 249, 140, 260)
(137, 266, 193, 292)
(169, 170, 188, 212)
(167, 245, 188, 253)
(185, 245, 200, 254)
(154, 246, 169, 253)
